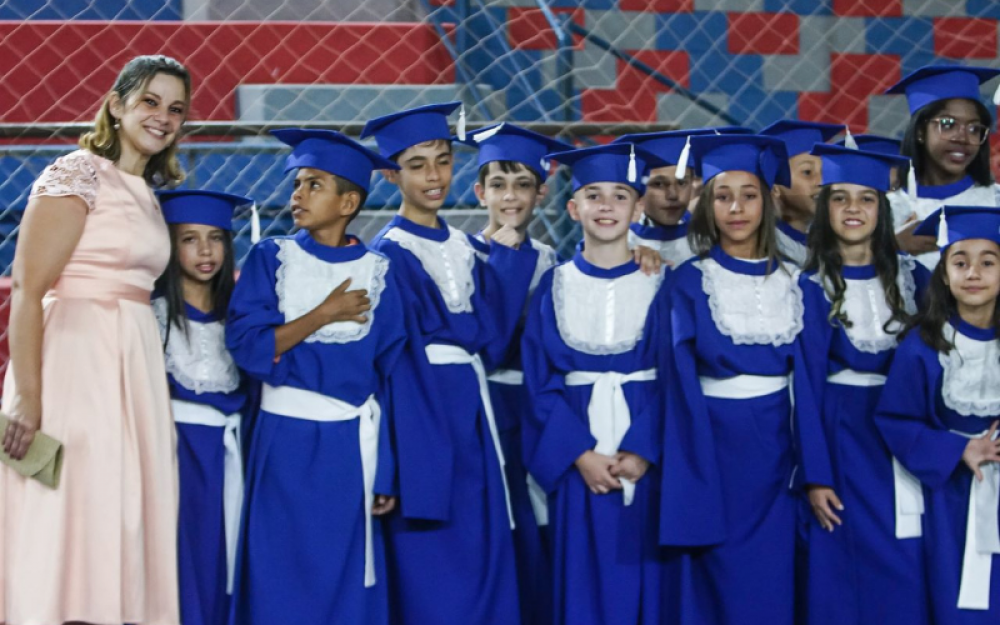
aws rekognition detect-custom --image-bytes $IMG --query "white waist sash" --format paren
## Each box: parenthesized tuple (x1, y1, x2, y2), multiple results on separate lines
(488, 369, 525, 386)
(564, 368, 657, 506)
(699, 374, 789, 399)
(424, 344, 515, 529)
(260, 384, 381, 588)
(952, 428, 1000, 610)
(826, 369, 924, 539)
(171, 399, 243, 594)
(826, 369, 887, 387)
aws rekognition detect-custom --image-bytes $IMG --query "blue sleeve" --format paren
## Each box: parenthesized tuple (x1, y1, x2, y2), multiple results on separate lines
(521, 270, 597, 494)
(377, 243, 455, 521)
(912, 262, 932, 310)
(659, 275, 726, 547)
(373, 266, 409, 497)
(480, 243, 539, 370)
(619, 279, 670, 465)
(226, 241, 290, 384)
(794, 276, 835, 488)
(874, 335, 968, 490)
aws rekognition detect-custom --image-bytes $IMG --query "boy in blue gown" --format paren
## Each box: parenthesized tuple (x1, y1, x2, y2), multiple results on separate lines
(226, 129, 406, 625)
(464, 122, 573, 625)
(521, 143, 670, 625)
(363, 103, 538, 625)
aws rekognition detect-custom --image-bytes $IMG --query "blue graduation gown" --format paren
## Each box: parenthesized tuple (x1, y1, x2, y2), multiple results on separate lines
(876, 320, 1000, 623)
(796, 259, 930, 625)
(225, 231, 407, 625)
(471, 233, 557, 625)
(658, 246, 816, 625)
(154, 298, 248, 625)
(776, 220, 809, 267)
(521, 252, 668, 625)
(369, 215, 536, 625)
(627, 222, 695, 267)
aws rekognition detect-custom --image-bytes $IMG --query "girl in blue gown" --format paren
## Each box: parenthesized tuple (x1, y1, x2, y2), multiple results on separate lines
(658, 134, 818, 625)
(876, 205, 1000, 624)
(795, 145, 930, 625)
(153, 190, 251, 625)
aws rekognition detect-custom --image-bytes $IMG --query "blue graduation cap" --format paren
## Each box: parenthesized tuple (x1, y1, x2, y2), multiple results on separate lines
(271, 128, 398, 193)
(359, 101, 463, 160)
(885, 65, 1000, 115)
(914, 205, 1000, 249)
(835, 133, 901, 156)
(464, 122, 573, 180)
(760, 120, 843, 158)
(157, 189, 251, 231)
(611, 126, 753, 169)
(689, 134, 791, 188)
(544, 143, 666, 195)
(810, 144, 909, 192)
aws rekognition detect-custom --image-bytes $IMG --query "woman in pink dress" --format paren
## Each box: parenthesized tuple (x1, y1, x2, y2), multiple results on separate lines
(0, 55, 191, 625)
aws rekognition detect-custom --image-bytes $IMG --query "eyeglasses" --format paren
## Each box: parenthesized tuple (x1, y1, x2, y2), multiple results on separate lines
(928, 116, 990, 145)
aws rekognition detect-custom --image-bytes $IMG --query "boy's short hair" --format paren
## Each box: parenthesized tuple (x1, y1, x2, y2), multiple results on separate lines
(389, 139, 453, 165)
(477, 160, 543, 190)
(332, 173, 369, 221)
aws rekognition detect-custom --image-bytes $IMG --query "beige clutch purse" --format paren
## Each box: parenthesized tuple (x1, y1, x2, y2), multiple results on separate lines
(0, 413, 63, 489)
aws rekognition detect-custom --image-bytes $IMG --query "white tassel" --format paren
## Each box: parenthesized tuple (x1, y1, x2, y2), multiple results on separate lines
(675, 136, 692, 180)
(457, 104, 466, 141)
(993, 82, 1000, 106)
(250, 203, 261, 244)
(843, 127, 858, 150)
(936, 207, 949, 248)
(907, 163, 918, 204)
(627, 144, 637, 183)
(473, 122, 503, 143)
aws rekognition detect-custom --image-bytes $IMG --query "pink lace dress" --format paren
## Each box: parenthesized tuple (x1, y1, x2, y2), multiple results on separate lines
(0, 150, 179, 625)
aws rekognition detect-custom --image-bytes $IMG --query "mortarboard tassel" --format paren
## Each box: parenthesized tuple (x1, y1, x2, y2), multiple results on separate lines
(457, 104, 467, 142)
(907, 162, 918, 204)
(993, 82, 1000, 106)
(250, 203, 261, 244)
(675, 136, 692, 180)
(936, 206, 949, 248)
(627, 144, 637, 183)
(843, 127, 858, 150)
(473, 122, 503, 143)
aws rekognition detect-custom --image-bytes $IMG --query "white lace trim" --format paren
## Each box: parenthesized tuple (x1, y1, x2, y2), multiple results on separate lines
(553, 262, 664, 355)
(810, 257, 918, 354)
(384, 225, 476, 313)
(939, 324, 1000, 418)
(776, 228, 808, 267)
(275, 240, 388, 344)
(30, 150, 99, 211)
(700, 258, 803, 346)
(153, 298, 240, 395)
(530, 240, 559, 296)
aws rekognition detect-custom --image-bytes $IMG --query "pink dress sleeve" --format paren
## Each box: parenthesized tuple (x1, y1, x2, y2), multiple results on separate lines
(30, 150, 99, 212)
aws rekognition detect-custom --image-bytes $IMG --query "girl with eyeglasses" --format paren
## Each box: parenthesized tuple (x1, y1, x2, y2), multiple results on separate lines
(885, 65, 1000, 270)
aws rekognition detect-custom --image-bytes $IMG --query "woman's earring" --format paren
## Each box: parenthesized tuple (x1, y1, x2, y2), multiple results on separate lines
(113, 120, 120, 130)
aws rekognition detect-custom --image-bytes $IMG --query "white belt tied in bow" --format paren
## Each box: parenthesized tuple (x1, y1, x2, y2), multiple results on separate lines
(425, 344, 515, 529)
(564, 368, 657, 506)
(952, 429, 1000, 610)
(825, 370, 923, 539)
(261, 384, 382, 588)
(488, 368, 525, 386)
(699, 374, 789, 399)
(171, 399, 243, 594)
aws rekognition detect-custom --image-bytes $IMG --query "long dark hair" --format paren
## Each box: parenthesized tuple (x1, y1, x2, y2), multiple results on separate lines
(153, 224, 236, 345)
(79, 55, 192, 188)
(688, 175, 787, 274)
(805, 186, 912, 331)
(900, 98, 994, 189)
(915, 250, 1000, 352)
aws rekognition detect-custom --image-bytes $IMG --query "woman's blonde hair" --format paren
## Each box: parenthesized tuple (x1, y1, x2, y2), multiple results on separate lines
(79, 55, 191, 187)
(687, 173, 786, 273)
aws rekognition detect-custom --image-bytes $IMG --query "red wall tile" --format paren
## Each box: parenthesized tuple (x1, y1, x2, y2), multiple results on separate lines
(934, 18, 998, 59)
(619, 0, 694, 12)
(728, 12, 799, 55)
(581, 89, 657, 122)
(617, 50, 690, 94)
(832, 0, 901, 17)
(507, 8, 584, 51)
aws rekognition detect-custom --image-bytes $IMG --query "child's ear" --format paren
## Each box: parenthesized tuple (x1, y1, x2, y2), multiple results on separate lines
(108, 91, 124, 123)
(340, 191, 361, 216)
(382, 169, 400, 185)
(473, 182, 486, 206)
(535, 183, 549, 206)
(632, 198, 644, 223)
(566, 198, 580, 222)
